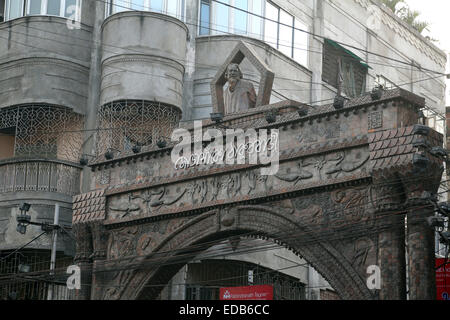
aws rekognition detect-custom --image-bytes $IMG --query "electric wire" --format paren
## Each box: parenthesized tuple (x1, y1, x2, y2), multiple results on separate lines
(0, 6, 445, 137)
(0, 1, 450, 298)
(1, 166, 448, 275)
(0, 197, 447, 294)
(0, 174, 446, 278)
(0, 204, 441, 291)
(1, 0, 447, 94)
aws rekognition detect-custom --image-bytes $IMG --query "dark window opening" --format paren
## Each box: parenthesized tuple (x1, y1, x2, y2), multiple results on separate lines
(0, 0, 5, 22)
(322, 39, 368, 98)
(0, 127, 15, 160)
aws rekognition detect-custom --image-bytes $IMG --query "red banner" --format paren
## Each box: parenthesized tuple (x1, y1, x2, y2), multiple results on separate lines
(220, 285, 273, 300)
(436, 258, 450, 300)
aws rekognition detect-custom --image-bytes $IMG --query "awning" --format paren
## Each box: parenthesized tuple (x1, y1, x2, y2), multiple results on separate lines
(325, 38, 372, 69)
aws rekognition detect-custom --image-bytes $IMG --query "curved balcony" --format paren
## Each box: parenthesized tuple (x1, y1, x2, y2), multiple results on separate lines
(0, 15, 93, 114)
(0, 158, 82, 198)
(100, 11, 188, 109)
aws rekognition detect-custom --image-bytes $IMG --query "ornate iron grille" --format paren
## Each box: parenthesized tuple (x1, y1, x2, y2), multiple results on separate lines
(0, 159, 81, 196)
(0, 105, 84, 162)
(96, 100, 181, 158)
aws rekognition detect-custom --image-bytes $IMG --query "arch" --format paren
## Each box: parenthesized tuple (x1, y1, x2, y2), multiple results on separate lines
(116, 205, 374, 300)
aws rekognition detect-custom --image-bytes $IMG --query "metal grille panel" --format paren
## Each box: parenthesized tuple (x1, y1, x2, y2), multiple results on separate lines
(0, 250, 75, 300)
(96, 100, 181, 158)
(0, 105, 84, 162)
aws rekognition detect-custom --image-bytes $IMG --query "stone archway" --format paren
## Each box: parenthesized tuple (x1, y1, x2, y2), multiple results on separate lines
(73, 89, 444, 300)
(93, 189, 378, 300)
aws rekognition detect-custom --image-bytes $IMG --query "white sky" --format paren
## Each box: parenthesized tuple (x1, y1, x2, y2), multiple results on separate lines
(404, 0, 449, 104)
(404, 0, 450, 53)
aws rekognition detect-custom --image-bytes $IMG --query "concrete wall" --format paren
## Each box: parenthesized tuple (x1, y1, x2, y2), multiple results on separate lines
(0, 157, 81, 254)
(100, 11, 188, 109)
(180, 0, 446, 120)
(0, 4, 96, 254)
(191, 35, 312, 119)
(0, 196, 75, 255)
(320, 0, 446, 112)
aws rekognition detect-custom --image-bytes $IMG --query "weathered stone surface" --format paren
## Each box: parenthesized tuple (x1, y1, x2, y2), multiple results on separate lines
(73, 90, 443, 300)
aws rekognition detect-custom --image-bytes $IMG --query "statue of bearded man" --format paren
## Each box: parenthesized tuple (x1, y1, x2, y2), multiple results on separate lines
(224, 63, 257, 114)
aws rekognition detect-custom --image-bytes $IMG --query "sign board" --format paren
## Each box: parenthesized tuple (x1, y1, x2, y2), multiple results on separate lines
(220, 285, 273, 300)
(436, 258, 450, 300)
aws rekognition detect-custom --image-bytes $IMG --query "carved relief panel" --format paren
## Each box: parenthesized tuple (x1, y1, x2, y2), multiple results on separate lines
(105, 147, 370, 224)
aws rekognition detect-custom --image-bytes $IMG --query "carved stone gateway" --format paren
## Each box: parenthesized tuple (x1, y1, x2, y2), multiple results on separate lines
(73, 86, 443, 300)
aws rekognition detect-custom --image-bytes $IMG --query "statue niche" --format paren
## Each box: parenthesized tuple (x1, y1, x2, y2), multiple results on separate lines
(210, 41, 275, 115)
(224, 63, 257, 114)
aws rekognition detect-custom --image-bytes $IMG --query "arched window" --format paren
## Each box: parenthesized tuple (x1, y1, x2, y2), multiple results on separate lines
(3, 0, 81, 21)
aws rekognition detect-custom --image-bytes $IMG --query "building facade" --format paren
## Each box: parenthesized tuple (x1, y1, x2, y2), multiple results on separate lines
(0, 0, 447, 300)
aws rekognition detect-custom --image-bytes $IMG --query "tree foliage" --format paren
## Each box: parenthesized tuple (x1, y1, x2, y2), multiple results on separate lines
(379, 0, 430, 34)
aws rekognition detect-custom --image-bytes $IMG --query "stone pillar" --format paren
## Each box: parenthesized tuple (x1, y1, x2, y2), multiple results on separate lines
(89, 222, 109, 300)
(73, 223, 93, 300)
(372, 178, 407, 300)
(376, 209, 407, 300)
(406, 200, 436, 300)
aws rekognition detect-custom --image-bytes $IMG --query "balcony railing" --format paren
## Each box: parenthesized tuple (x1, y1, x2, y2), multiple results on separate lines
(0, 158, 82, 196)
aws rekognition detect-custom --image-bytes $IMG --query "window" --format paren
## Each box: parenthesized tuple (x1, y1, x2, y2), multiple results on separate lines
(322, 39, 368, 98)
(5, 0, 24, 20)
(199, 0, 210, 35)
(264, 2, 308, 66)
(64, 0, 77, 17)
(202, 0, 263, 38)
(47, 0, 61, 15)
(200, 0, 309, 67)
(278, 8, 293, 57)
(108, 0, 184, 19)
(214, 0, 228, 34)
(233, 0, 247, 35)
(29, 0, 42, 15)
(150, 0, 163, 12)
(293, 19, 308, 66)
(185, 286, 218, 300)
(264, 1, 277, 48)
(4, 0, 82, 20)
(0, 0, 5, 21)
(249, 0, 263, 38)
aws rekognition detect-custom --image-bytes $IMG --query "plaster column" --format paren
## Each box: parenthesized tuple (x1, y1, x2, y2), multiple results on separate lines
(310, 0, 324, 105)
(81, 0, 105, 193)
